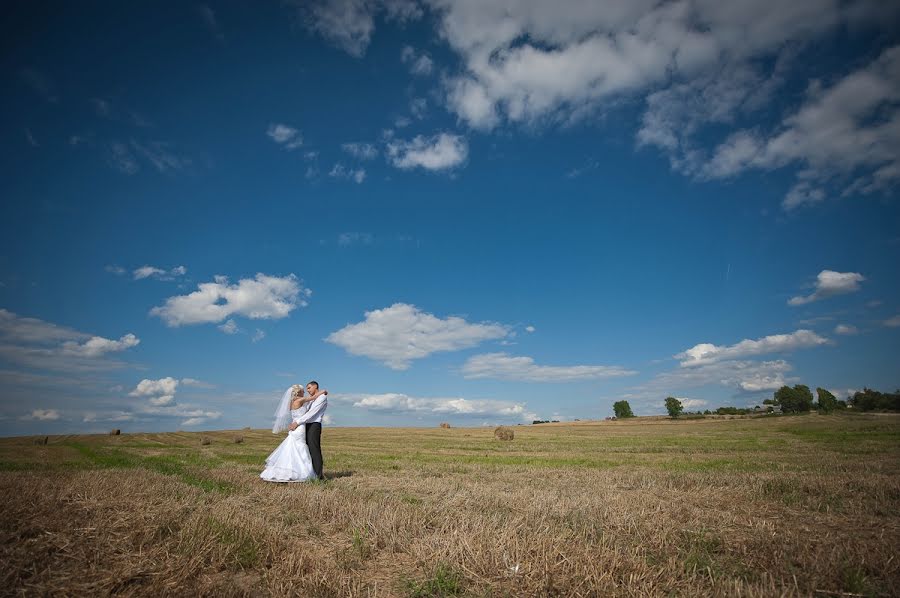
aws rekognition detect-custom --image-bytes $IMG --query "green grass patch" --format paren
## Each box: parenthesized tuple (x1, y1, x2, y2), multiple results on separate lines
(404, 563, 465, 597)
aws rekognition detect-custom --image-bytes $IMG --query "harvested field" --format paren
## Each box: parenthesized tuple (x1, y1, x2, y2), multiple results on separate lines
(1, 413, 898, 596)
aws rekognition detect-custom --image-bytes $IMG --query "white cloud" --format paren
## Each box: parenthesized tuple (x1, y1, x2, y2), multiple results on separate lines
(218, 319, 239, 334)
(267, 123, 303, 150)
(676, 329, 829, 367)
(834, 324, 859, 335)
(700, 45, 900, 207)
(884, 315, 900, 328)
(180, 378, 214, 388)
(252, 329, 266, 343)
(105, 265, 127, 276)
(401, 45, 433, 75)
(61, 334, 140, 357)
(625, 359, 795, 402)
(386, 133, 468, 171)
(525, 325, 536, 333)
(788, 270, 865, 305)
(341, 142, 378, 160)
(0, 309, 140, 372)
(133, 265, 187, 281)
(130, 141, 191, 173)
(676, 398, 708, 409)
(27, 408, 60, 421)
(130, 377, 179, 407)
(326, 303, 509, 369)
(346, 392, 536, 421)
(329, 163, 366, 183)
(296, 0, 422, 57)
(462, 352, 636, 382)
(150, 273, 309, 327)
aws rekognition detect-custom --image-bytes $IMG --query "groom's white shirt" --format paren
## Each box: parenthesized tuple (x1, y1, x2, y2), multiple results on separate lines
(293, 393, 327, 425)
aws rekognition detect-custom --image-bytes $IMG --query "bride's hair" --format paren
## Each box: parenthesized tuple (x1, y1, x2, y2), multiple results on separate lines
(290, 384, 304, 399)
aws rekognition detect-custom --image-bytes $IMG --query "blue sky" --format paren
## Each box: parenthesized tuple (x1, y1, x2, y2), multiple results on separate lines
(2, 1, 899, 435)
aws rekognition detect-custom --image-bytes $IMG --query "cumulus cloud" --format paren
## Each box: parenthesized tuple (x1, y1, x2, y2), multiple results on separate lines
(386, 133, 468, 171)
(525, 325, 536, 333)
(462, 352, 636, 382)
(150, 273, 309, 327)
(346, 392, 537, 422)
(0, 309, 140, 372)
(267, 123, 303, 150)
(625, 359, 796, 402)
(326, 303, 509, 369)
(133, 265, 187, 281)
(130, 377, 179, 406)
(788, 270, 865, 305)
(26, 408, 61, 421)
(676, 329, 829, 367)
(218, 319, 239, 334)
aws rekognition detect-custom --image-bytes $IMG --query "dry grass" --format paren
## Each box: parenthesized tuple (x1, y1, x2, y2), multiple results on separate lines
(1, 413, 898, 597)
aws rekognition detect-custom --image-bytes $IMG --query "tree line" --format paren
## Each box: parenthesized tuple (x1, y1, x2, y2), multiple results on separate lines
(609, 387, 900, 419)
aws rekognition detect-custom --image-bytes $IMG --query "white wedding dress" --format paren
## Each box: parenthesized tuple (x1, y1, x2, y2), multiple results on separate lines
(260, 408, 317, 482)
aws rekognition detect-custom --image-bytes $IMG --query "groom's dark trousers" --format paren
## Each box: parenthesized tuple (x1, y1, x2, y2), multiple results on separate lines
(306, 422, 323, 479)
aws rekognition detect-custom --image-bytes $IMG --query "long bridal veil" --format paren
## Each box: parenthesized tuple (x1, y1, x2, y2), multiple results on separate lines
(272, 386, 295, 433)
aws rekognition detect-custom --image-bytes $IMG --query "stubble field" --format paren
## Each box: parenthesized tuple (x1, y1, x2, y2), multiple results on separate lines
(1, 413, 898, 597)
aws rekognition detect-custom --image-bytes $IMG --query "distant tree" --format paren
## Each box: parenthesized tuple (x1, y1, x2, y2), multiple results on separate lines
(774, 385, 814, 413)
(816, 388, 839, 414)
(849, 388, 900, 411)
(613, 400, 634, 419)
(665, 396, 683, 418)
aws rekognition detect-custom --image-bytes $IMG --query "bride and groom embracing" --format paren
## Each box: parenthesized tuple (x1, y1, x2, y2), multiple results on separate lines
(260, 381, 328, 483)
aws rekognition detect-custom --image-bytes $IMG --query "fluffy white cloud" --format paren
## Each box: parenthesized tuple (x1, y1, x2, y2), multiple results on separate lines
(462, 352, 636, 382)
(150, 273, 309, 327)
(401, 45, 433, 75)
(326, 303, 509, 369)
(341, 142, 378, 160)
(625, 359, 795, 401)
(267, 123, 303, 150)
(329, 163, 366, 183)
(133, 265, 187, 281)
(130, 377, 179, 406)
(700, 46, 900, 207)
(676, 398, 708, 409)
(347, 392, 536, 421)
(525, 325, 536, 333)
(296, 1, 900, 205)
(27, 408, 60, 421)
(676, 329, 829, 367)
(61, 334, 140, 357)
(0, 309, 140, 372)
(386, 133, 467, 171)
(834, 324, 859, 335)
(788, 270, 865, 305)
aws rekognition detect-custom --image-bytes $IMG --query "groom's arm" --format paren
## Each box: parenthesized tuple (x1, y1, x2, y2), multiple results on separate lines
(293, 395, 327, 424)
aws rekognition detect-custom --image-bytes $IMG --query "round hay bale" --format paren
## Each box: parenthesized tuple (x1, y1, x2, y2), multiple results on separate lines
(200, 437, 211, 446)
(439, 422, 451, 429)
(494, 426, 514, 441)
(33, 436, 49, 445)
(232, 435, 244, 444)
(109, 428, 121, 435)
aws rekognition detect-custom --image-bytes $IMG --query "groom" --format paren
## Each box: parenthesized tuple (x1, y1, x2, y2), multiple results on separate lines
(289, 380, 327, 480)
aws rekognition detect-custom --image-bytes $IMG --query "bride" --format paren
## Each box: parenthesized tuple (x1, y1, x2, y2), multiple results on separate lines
(260, 384, 327, 483)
